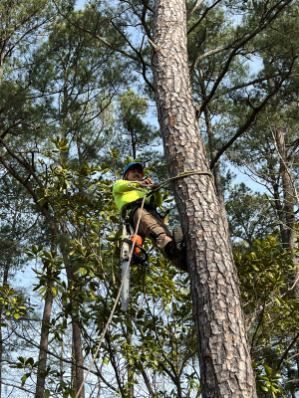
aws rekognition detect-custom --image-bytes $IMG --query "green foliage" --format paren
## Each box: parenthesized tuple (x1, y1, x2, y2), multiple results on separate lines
(11, 356, 37, 386)
(235, 235, 299, 396)
(255, 362, 282, 397)
(226, 183, 278, 245)
(0, 285, 28, 322)
(117, 89, 160, 159)
(235, 235, 295, 324)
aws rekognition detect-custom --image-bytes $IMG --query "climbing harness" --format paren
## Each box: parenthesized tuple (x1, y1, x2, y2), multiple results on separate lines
(76, 169, 212, 397)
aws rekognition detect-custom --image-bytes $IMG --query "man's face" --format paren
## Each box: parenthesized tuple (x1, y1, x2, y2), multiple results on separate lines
(125, 167, 144, 181)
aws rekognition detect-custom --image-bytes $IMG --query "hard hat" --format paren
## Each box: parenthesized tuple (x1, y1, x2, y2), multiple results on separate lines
(122, 162, 144, 178)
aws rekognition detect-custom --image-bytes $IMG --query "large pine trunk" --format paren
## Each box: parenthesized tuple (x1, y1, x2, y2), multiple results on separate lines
(152, 1, 256, 396)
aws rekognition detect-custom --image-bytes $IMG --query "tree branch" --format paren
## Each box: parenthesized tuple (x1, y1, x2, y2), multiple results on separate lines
(210, 60, 296, 169)
(188, 0, 222, 34)
(189, 0, 205, 16)
(198, 0, 293, 113)
(52, 0, 138, 63)
(276, 332, 299, 371)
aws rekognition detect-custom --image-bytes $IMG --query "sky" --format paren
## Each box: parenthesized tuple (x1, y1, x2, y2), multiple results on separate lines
(75, 0, 87, 9)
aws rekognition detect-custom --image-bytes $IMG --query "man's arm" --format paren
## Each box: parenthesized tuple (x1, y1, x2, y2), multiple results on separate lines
(113, 179, 142, 194)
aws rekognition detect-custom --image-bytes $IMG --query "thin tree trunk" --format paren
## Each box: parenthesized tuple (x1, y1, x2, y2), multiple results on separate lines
(129, 130, 137, 160)
(0, 324, 2, 398)
(200, 75, 223, 200)
(35, 287, 54, 398)
(61, 236, 85, 398)
(275, 128, 296, 245)
(35, 221, 56, 398)
(0, 263, 10, 398)
(275, 128, 299, 296)
(72, 319, 85, 397)
(1, 211, 21, 397)
(127, 329, 134, 398)
(271, 178, 287, 244)
(153, 1, 256, 396)
(0, 52, 4, 82)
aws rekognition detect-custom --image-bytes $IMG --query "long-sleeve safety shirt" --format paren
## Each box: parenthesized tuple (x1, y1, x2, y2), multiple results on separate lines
(112, 179, 162, 212)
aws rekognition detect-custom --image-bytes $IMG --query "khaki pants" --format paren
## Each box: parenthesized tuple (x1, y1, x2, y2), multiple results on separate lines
(132, 208, 172, 250)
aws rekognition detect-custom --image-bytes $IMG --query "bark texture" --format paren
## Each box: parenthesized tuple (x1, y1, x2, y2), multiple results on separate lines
(153, 1, 256, 396)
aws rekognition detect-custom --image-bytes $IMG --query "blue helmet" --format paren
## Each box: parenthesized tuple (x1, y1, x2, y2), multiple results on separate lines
(122, 162, 144, 178)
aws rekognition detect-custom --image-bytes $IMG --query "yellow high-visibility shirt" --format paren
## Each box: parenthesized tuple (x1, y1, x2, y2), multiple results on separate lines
(112, 179, 162, 212)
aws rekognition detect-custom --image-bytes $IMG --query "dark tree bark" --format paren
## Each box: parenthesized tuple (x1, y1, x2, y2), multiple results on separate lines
(152, 1, 256, 396)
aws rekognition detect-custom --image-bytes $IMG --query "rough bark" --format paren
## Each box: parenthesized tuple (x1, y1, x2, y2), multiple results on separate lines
(152, 1, 256, 396)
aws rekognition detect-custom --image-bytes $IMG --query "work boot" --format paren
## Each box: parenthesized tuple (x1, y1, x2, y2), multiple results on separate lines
(172, 226, 184, 250)
(164, 240, 188, 272)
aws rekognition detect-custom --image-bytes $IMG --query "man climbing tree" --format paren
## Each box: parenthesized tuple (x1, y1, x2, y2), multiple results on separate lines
(152, 1, 257, 396)
(113, 161, 186, 269)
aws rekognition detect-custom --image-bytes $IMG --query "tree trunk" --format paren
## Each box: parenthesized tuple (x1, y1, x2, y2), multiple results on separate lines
(199, 74, 223, 201)
(126, 329, 134, 398)
(0, 323, 2, 398)
(61, 236, 85, 398)
(35, 287, 54, 398)
(35, 221, 57, 398)
(275, 127, 299, 296)
(0, 263, 10, 398)
(72, 319, 85, 397)
(152, 1, 256, 396)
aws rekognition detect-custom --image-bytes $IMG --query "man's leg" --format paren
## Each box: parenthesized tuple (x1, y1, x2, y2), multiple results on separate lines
(132, 208, 172, 250)
(132, 208, 187, 271)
